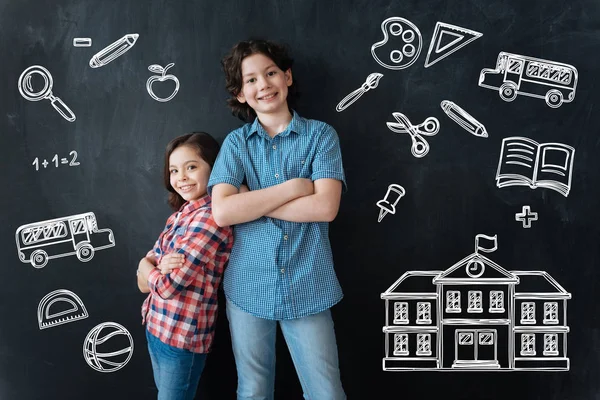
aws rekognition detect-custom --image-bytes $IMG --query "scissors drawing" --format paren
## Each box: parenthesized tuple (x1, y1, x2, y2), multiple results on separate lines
(387, 112, 440, 158)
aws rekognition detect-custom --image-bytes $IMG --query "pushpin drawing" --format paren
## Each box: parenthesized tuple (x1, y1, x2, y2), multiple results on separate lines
(336, 72, 383, 112)
(376, 184, 406, 222)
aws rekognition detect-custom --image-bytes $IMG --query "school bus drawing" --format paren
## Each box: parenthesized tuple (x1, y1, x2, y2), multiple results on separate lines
(16, 212, 115, 268)
(479, 52, 578, 108)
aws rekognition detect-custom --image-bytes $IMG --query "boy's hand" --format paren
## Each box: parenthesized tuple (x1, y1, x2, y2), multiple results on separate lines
(288, 178, 314, 198)
(239, 184, 250, 193)
(157, 253, 185, 275)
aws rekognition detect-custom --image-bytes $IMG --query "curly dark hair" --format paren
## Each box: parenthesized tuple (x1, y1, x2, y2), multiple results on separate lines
(163, 132, 220, 211)
(221, 39, 298, 122)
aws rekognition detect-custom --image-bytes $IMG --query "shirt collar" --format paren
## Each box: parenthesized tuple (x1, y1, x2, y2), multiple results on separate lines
(179, 194, 211, 214)
(245, 110, 305, 139)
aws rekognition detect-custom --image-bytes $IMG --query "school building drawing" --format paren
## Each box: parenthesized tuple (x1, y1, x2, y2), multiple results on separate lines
(381, 234, 571, 371)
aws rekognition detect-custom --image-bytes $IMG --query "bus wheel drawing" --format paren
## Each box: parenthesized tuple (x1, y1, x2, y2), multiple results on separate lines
(76, 243, 95, 262)
(31, 249, 48, 269)
(499, 83, 517, 102)
(545, 89, 563, 108)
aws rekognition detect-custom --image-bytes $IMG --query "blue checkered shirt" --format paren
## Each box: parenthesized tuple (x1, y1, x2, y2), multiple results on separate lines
(208, 111, 346, 320)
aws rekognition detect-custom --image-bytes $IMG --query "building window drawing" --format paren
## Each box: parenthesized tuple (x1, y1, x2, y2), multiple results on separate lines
(468, 291, 483, 313)
(417, 334, 432, 356)
(544, 334, 559, 356)
(393, 302, 408, 324)
(479, 331, 494, 346)
(489, 291, 505, 313)
(446, 291, 461, 313)
(458, 332, 473, 345)
(381, 234, 571, 372)
(394, 334, 408, 356)
(521, 334, 536, 356)
(417, 302, 431, 324)
(521, 302, 536, 324)
(544, 302, 558, 324)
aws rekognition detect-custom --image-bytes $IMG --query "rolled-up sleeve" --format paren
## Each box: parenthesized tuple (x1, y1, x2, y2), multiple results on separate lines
(311, 124, 347, 192)
(208, 134, 245, 194)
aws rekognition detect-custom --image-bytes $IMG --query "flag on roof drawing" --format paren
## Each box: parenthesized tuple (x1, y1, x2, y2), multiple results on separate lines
(424, 22, 483, 68)
(475, 233, 497, 253)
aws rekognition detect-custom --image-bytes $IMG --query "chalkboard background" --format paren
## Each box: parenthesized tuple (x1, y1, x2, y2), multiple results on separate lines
(1, 0, 599, 399)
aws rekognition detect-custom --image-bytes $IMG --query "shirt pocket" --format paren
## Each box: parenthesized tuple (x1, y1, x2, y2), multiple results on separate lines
(285, 154, 311, 179)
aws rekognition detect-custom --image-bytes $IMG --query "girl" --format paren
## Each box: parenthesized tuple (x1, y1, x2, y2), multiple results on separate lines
(137, 132, 233, 400)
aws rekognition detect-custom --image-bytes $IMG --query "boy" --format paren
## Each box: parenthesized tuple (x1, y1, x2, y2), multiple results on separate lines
(208, 39, 346, 400)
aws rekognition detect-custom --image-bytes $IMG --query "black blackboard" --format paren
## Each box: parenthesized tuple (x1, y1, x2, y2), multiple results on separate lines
(1, 0, 599, 399)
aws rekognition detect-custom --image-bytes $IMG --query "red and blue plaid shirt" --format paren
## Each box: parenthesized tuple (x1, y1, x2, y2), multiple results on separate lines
(141, 195, 233, 353)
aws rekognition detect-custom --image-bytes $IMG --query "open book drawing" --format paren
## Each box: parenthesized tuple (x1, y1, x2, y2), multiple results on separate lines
(496, 136, 575, 197)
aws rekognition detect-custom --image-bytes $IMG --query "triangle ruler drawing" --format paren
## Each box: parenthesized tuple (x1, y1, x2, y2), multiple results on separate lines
(424, 22, 483, 68)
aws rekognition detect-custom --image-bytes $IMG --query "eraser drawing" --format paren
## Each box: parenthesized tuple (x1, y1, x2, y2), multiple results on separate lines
(371, 17, 422, 70)
(73, 38, 92, 47)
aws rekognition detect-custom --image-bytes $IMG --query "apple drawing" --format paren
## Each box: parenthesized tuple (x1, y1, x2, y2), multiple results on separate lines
(146, 63, 180, 102)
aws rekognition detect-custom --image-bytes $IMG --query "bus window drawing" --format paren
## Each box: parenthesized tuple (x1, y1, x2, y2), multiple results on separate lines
(371, 17, 423, 70)
(515, 206, 538, 228)
(424, 22, 482, 68)
(387, 112, 440, 158)
(18, 65, 76, 122)
(381, 234, 571, 371)
(147, 63, 180, 102)
(38, 289, 88, 330)
(16, 212, 115, 269)
(83, 322, 134, 373)
(478, 52, 578, 108)
(335, 73, 383, 112)
(496, 137, 575, 197)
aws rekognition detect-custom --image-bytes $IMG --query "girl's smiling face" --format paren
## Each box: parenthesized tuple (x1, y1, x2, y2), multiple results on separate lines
(168, 145, 211, 202)
(236, 53, 293, 117)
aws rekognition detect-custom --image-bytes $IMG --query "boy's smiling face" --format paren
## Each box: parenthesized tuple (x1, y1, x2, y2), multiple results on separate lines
(237, 53, 293, 117)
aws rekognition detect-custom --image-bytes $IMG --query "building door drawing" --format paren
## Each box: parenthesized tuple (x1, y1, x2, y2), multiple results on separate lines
(454, 329, 499, 369)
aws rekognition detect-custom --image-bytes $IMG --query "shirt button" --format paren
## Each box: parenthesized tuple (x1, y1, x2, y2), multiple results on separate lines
(272, 145, 277, 150)
(281, 268, 285, 273)
(275, 173, 279, 178)
(283, 235, 288, 240)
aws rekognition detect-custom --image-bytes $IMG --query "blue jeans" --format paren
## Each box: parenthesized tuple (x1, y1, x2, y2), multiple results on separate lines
(226, 299, 346, 400)
(146, 329, 207, 400)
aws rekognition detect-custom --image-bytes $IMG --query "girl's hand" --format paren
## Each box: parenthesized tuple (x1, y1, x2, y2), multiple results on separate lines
(239, 184, 250, 193)
(158, 253, 185, 275)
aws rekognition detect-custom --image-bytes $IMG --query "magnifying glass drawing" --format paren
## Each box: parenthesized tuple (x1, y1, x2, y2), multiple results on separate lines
(18, 65, 76, 122)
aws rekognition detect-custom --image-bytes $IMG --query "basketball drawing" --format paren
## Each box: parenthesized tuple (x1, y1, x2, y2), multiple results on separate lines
(83, 322, 134, 373)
